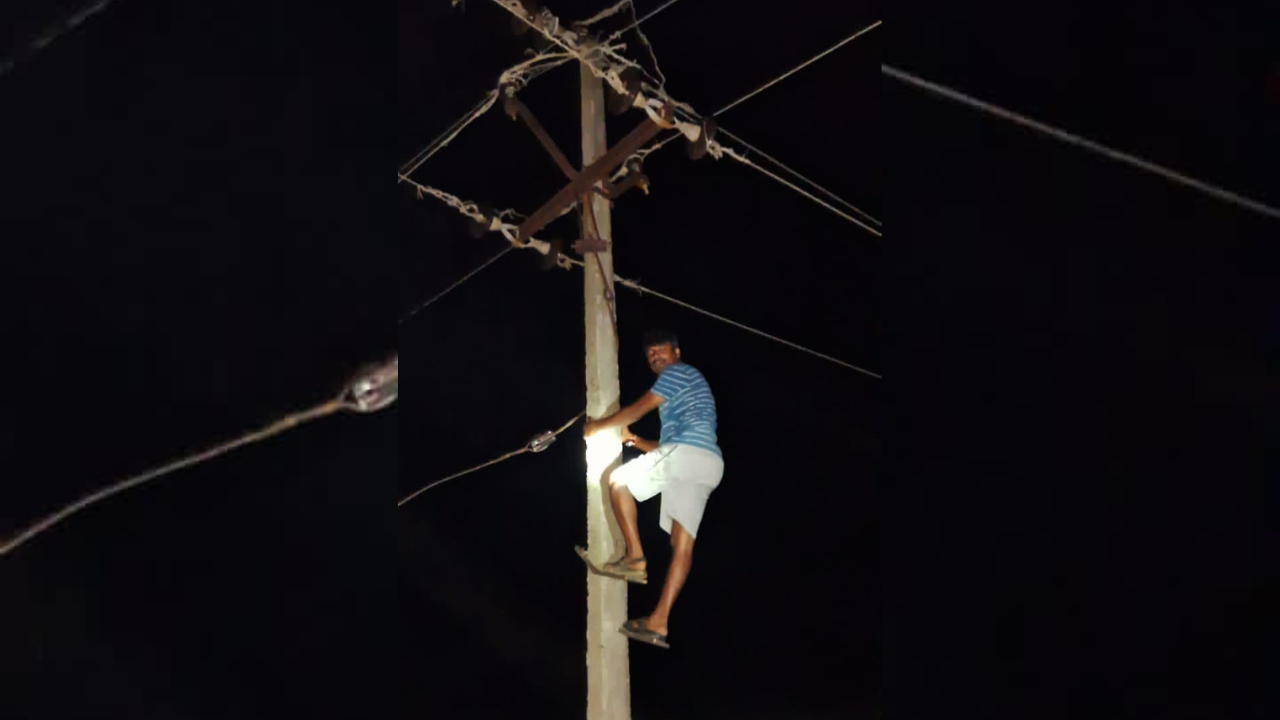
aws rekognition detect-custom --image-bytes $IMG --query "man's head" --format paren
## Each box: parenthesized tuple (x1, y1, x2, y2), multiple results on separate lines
(642, 328, 681, 374)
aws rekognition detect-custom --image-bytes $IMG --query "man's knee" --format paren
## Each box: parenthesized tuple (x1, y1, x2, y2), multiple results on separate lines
(606, 469, 629, 490)
(669, 521, 695, 553)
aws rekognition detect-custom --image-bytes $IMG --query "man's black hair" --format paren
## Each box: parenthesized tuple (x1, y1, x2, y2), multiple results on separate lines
(641, 328, 679, 351)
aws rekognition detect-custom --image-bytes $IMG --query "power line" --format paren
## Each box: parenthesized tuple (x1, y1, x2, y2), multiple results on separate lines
(399, 169, 880, 377)
(600, 14, 882, 231)
(398, 175, 565, 255)
(399, 90, 499, 178)
(398, 51, 573, 180)
(493, 0, 669, 123)
(560, 257, 881, 379)
(399, 243, 515, 325)
(0, 357, 400, 557)
(622, 122, 881, 234)
(398, 411, 585, 505)
(719, 143, 882, 237)
(578, 0, 631, 27)
(630, 0, 681, 31)
(602, 0, 681, 44)
(714, 20, 881, 117)
(718, 127, 881, 228)
(883, 64, 1280, 223)
(1, 0, 118, 80)
(608, 0, 681, 87)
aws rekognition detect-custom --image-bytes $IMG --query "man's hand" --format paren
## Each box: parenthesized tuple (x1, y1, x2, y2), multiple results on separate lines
(584, 394, 663, 441)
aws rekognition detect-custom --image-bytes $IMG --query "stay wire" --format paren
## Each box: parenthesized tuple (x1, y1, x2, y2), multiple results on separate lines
(398, 411, 585, 506)
(4, 397, 344, 557)
(399, 243, 514, 325)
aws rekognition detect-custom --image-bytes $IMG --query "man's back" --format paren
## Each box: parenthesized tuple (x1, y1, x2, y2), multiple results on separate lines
(650, 362, 720, 458)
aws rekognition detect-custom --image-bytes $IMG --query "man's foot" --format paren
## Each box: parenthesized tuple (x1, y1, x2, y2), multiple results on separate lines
(575, 546, 648, 584)
(620, 617, 669, 649)
(601, 556, 647, 583)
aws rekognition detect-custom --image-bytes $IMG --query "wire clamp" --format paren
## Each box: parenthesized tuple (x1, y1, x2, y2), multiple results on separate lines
(527, 430, 557, 453)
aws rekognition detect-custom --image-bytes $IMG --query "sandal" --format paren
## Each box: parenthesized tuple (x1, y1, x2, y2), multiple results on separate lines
(574, 546, 648, 584)
(619, 618, 669, 649)
(601, 556, 648, 584)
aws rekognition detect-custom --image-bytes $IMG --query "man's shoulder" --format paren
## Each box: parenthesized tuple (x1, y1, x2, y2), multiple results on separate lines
(665, 363, 711, 386)
(663, 362, 703, 378)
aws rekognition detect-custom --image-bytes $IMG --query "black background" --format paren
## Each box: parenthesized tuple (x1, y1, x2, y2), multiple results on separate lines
(3, 1, 396, 718)
(887, 2, 1278, 718)
(1, 0, 1275, 718)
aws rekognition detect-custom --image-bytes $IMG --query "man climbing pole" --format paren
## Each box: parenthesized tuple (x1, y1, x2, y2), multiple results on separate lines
(582, 329, 724, 650)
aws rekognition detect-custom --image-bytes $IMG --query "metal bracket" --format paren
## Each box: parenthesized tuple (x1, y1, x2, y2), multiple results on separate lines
(575, 191, 610, 254)
(573, 238, 610, 254)
(515, 110, 670, 244)
(503, 88, 578, 182)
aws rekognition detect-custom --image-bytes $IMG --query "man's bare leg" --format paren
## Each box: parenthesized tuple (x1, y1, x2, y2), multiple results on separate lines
(609, 481, 646, 567)
(644, 520, 694, 637)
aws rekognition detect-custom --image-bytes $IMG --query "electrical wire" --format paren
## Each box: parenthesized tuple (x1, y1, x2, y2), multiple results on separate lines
(398, 178, 879, 376)
(712, 142, 881, 236)
(621, 122, 882, 234)
(713, 20, 881, 117)
(399, 90, 500, 178)
(578, 0, 631, 27)
(1, 0, 118, 79)
(621, 0, 676, 88)
(883, 64, 1280, 223)
(0, 360, 402, 558)
(618, 0, 681, 37)
(588, 10, 882, 231)
(492, 0, 671, 123)
(399, 244, 515, 325)
(719, 126, 881, 229)
(398, 411, 585, 505)
(558, 257, 881, 378)
(398, 51, 573, 180)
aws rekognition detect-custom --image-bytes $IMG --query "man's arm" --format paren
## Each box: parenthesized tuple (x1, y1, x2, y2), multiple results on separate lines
(584, 391, 664, 438)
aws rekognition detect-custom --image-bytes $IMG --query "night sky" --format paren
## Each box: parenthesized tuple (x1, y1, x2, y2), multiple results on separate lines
(888, 2, 1278, 719)
(2, 1, 1276, 719)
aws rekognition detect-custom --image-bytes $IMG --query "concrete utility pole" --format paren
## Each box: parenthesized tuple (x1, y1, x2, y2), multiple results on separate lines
(580, 59, 631, 720)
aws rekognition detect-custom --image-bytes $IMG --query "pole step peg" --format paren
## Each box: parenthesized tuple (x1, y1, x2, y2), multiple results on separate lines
(573, 237, 610, 255)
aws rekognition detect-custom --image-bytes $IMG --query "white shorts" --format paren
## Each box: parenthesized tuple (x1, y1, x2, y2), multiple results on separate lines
(609, 444, 724, 539)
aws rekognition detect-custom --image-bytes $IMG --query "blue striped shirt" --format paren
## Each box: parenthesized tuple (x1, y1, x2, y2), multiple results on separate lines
(649, 362, 721, 458)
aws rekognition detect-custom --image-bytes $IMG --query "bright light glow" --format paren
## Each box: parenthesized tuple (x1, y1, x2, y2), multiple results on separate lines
(584, 432, 622, 484)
